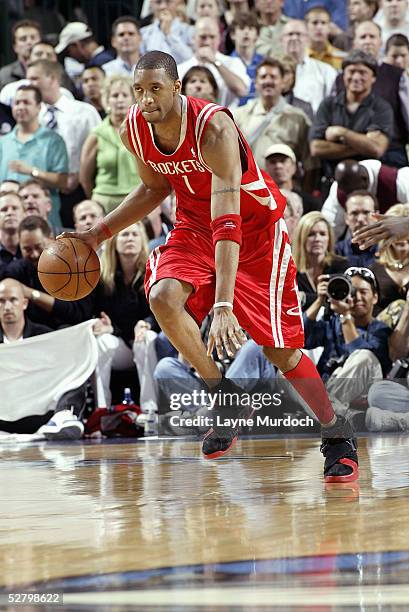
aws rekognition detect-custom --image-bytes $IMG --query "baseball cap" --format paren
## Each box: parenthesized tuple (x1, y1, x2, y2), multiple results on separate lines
(264, 144, 296, 162)
(55, 22, 93, 54)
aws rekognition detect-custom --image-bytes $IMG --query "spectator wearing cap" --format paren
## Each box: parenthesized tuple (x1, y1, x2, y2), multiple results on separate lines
(302, 266, 392, 416)
(233, 58, 314, 179)
(141, 0, 194, 65)
(229, 14, 264, 106)
(55, 22, 114, 70)
(254, 0, 289, 57)
(333, 21, 409, 168)
(310, 50, 394, 178)
(281, 19, 337, 113)
(264, 144, 321, 214)
(304, 6, 346, 70)
(0, 20, 41, 90)
(103, 17, 142, 78)
(335, 190, 378, 267)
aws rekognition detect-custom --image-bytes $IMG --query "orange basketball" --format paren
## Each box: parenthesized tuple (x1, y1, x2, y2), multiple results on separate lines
(38, 237, 100, 301)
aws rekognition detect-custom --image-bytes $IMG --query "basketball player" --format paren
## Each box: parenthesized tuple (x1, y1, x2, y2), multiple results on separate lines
(62, 51, 358, 482)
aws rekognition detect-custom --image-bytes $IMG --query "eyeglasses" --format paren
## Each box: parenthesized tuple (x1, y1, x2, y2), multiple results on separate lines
(345, 267, 378, 289)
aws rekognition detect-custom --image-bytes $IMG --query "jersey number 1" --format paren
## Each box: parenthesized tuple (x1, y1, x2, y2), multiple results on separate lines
(182, 175, 195, 195)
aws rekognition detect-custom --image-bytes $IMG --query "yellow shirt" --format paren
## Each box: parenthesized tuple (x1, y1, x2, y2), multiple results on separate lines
(307, 43, 346, 71)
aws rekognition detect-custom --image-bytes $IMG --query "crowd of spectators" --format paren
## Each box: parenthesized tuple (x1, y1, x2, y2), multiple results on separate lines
(0, 0, 409, 439)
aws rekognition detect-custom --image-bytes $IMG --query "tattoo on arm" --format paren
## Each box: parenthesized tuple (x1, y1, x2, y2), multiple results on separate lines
(211, 186, 241, 196)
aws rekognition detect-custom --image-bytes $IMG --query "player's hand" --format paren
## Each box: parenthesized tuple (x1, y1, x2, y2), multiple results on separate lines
(93, 311, 113, 336)
(352, 214, 409, 250)
(56, 228, 100, 252)
(207, 307, 247, 359)
(329, 296, 354, 315)
(134, 320, 151, 342)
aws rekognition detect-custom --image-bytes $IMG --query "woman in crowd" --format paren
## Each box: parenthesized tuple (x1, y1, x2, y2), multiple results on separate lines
(281, 55, 314, 122)
(92, 222, 159, 411)
(370, 204, 409, 311)
(292, 211, 348, 311)
(80, 76, 141, 214)
(181, 66, 219, 102)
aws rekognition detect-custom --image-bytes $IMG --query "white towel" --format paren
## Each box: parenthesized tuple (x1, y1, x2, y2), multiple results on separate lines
(0, 320, 98, 421)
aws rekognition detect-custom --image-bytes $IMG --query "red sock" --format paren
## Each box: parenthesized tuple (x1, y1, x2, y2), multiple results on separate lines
(283, 352, 335, 425)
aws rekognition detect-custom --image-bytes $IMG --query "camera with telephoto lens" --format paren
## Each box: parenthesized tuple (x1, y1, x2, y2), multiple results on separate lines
(326, 274, 357, 301)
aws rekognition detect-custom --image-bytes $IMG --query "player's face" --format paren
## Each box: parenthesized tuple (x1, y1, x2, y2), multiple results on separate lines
(305, 221, 329, 257)
(0, 282, 27, 326)
(184, 73, 216, 101)
(385, 44, 409, 69)
(265, 154, 296, 184)
(20, 229, 48, 267)
(116, 225, 143, 257)
(19, 185, 51, 219)
(354, 23, 382, 57)
(0, 195, 24, 231)
(345, 195, 375, 232)
(74, 202, 104, 232)
(133, 68, 181, 123)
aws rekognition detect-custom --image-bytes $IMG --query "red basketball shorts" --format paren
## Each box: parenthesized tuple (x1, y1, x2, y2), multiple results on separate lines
(145, 218, 304, 348)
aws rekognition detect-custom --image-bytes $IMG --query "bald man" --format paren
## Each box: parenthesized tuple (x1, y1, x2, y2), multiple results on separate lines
(0, 277, 50, 342)
(0, 277, 86, 438)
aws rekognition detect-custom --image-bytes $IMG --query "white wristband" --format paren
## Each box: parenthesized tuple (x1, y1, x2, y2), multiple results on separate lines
(213, 301, 233, 309)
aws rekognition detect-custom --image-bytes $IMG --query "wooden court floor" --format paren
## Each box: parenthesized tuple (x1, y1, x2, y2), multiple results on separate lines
(1, 434, 409, 610)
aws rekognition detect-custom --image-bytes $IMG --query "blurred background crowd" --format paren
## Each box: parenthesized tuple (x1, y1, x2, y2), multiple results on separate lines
(0, 0, 408, 439)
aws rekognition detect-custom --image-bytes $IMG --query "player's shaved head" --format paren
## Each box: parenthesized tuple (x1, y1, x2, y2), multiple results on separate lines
(335, 160, 369, 194)
(0, 278, 25, 298)
(135, 51, 179, 81)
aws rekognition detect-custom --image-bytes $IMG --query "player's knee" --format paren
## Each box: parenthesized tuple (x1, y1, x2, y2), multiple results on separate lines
(149, 280, 185, 319)
(263, 347, 301, 371)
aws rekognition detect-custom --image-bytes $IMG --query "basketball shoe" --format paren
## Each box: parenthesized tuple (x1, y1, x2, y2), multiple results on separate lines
(320, 415, 359, 482)
(39, 408, 84, 440)
(202, 379, 254, 459)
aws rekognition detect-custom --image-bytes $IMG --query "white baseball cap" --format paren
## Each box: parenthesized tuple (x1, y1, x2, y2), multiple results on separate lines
(55, 22, 93, 54)
(264, 144, 296, 162)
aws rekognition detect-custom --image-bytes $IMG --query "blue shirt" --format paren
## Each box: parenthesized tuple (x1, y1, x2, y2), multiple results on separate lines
(0, 125, 68, 230)
(303, 313, 392, 377)
(335, 231, 378, 267)
(231, 51, 264, 107)
(283, 0, 348, 30)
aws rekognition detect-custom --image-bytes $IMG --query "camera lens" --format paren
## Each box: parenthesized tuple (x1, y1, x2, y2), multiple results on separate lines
(327, 275, 352, 301)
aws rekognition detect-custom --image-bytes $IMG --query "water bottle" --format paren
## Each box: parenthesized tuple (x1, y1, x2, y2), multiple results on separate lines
(122, 387, 134, 406)
(144, 406, 158, 437)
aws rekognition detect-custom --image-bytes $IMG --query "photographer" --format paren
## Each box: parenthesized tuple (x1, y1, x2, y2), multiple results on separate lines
(366, 289, 409, 431)
(303, 267, 392, 414)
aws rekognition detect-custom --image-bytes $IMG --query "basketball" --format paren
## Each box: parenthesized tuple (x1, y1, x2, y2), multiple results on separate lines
(38, 237, 100, 301)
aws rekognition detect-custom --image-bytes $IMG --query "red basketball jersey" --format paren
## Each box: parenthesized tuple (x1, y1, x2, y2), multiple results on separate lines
(126, 95, 286, 240)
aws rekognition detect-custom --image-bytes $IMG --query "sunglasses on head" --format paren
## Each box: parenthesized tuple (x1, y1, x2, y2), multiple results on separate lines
(345, 267, 377, 289)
